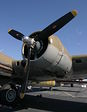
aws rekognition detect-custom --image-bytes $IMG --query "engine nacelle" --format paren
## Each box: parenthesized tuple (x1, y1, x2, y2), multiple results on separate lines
(22, 31, 72, 78)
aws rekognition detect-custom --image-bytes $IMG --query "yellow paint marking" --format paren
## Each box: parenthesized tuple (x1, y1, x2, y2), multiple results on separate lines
(71, 10, 78, 16)
(8, 29, 12, 33)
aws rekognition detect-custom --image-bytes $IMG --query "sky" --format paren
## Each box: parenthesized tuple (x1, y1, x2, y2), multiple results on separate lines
(0, 0, 87, 59)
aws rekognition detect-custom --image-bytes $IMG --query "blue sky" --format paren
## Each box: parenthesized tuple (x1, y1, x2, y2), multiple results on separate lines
(0, 0, 87, 59)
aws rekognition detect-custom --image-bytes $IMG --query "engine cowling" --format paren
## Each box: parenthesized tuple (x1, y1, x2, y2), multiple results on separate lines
(42, 35, 72, 72)
(22, 31, 72, 77)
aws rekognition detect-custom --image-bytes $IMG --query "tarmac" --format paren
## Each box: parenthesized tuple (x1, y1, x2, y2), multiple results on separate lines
(0, 84, 87, 112)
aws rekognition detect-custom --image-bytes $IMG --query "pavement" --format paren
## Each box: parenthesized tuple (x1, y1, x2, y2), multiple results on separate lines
(0, 85, 87, 112)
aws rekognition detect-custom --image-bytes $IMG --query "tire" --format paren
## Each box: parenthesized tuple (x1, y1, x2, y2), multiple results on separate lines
(5, 88, 16, 103)
(0, 88, 17, 103)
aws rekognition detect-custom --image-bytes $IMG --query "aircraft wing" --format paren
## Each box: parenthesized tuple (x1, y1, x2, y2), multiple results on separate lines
(72, 55, 87, 79)
(0, 53, 13, 77)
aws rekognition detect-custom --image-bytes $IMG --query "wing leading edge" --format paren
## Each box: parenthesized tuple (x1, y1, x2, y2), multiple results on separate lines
(0, 53, 13, 77)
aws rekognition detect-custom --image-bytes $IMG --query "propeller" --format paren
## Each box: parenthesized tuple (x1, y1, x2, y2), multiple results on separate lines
(20, 47, 31, 98)
(8, 10, 77, 42)
(8, 10, 78, 98)
(8, 10, 77, 59)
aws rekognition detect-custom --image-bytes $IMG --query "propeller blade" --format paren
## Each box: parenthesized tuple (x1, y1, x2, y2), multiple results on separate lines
(20, 48, 31, 99)
(38, 10, 77, 41)
(8, 29, 24, 41)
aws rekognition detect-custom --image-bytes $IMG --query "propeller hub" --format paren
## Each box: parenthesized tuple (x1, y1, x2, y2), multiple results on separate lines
(23, 37, 36, 49)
